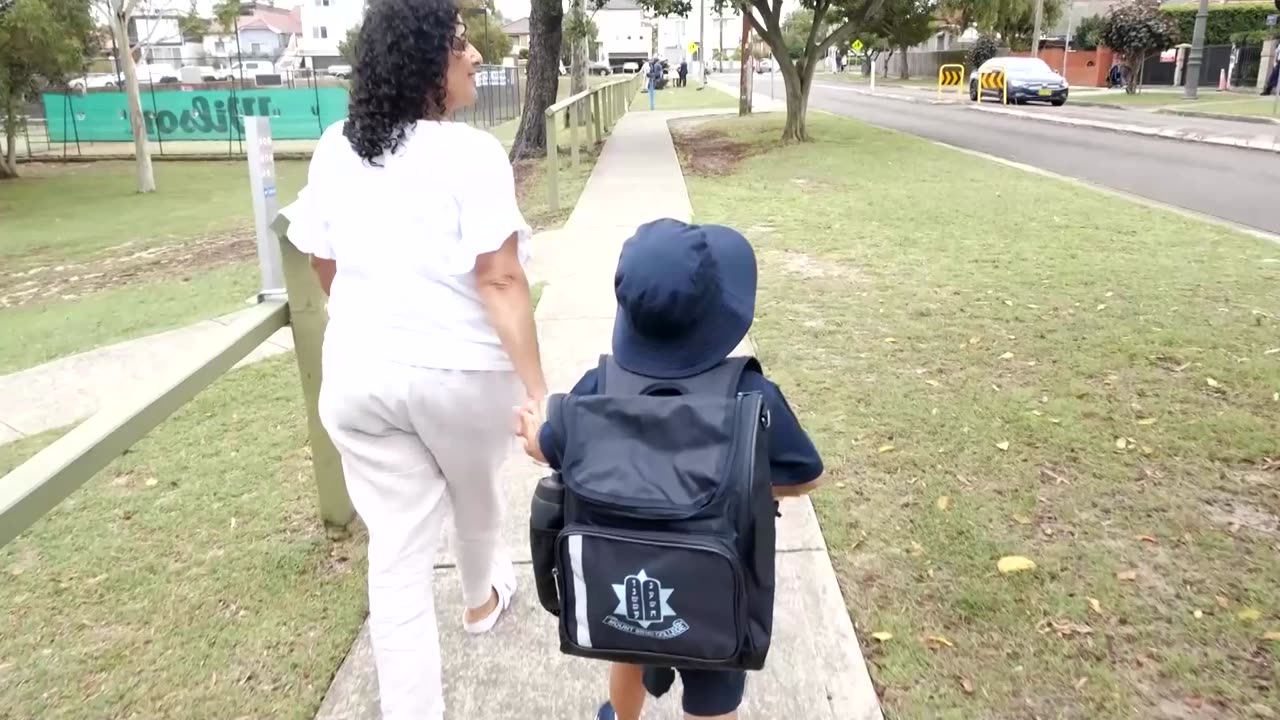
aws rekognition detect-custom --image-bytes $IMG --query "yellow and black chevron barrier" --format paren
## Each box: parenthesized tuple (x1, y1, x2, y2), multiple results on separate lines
(976, 68, 1007, 105)
(937, 63, 964, 100)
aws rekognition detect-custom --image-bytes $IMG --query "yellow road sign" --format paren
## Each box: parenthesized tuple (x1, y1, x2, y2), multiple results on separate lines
(688, 41, 699, 54)
(851, 39, 864, 53)
(937, 63, 964, 101)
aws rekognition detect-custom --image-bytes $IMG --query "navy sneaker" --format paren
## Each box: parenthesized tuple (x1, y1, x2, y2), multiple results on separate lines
(594, 701, 617, 720)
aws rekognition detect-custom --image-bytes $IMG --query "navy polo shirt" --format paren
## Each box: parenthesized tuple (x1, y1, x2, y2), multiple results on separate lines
(537, 367, 824, 487)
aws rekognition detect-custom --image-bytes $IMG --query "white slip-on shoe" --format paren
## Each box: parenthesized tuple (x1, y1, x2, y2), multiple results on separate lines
(462, 554, 518, 635)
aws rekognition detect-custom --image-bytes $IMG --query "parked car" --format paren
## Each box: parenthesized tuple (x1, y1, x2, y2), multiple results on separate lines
(756, 57, 773, 73)
(589, 60, 612, 76)
(326, 64, 353, 79)
(218, 60, 279, 82)
(969, 57, 1068, 106)
(68, 73, 120, 91)
(622, 61, 639, 73)
(133, 63, 180, 84)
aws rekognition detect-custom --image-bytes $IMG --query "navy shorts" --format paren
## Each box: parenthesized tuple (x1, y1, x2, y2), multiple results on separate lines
(643, 667, 747, 716)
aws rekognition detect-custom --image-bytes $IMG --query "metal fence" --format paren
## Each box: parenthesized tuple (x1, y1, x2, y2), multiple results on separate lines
(18, 64, 521, 161)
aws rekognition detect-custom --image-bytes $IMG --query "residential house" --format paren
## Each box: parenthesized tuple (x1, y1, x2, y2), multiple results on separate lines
(503, 16, 530, 56)
(203, 3, 304, 70)
(301, 0, 366, 66)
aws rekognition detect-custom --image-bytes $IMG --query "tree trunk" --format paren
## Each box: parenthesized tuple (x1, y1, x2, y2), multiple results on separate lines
(778, 58, 813, 142)
(898, 45, 909, 80)
(1, 97, 19, 179)
(112, 11, 156, 193)
(569, 0, 587, 127)
(509, 0, 564, 161)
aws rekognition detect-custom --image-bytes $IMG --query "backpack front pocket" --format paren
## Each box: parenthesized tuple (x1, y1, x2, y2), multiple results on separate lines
(557, 526, 745, 665)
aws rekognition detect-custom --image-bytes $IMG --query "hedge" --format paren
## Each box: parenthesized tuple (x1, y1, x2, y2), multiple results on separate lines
(1160, 2, 1277, 45)
(1229, 28, 1280, 45)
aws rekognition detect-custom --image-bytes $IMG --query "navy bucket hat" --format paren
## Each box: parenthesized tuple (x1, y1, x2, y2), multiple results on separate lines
(612, 219, 757, 379)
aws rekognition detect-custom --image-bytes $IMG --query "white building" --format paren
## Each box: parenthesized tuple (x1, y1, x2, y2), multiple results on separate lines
(592, 0, 652, 69)
(300, 0, 365, 60)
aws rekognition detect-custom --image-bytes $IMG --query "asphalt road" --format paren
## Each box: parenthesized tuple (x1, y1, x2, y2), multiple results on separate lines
(737, 77, 1279, 236)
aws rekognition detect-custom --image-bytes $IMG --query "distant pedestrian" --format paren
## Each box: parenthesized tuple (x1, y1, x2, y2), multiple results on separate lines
(647, 57, 663, 109)
(678, 59, 688, 88)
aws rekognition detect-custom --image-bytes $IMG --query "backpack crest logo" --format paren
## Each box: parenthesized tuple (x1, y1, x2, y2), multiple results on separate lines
(606, 570, 689, 639)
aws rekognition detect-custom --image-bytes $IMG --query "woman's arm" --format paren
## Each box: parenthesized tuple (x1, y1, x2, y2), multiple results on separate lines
(311, 256, 336, 296)
(475, 233, 547, 403)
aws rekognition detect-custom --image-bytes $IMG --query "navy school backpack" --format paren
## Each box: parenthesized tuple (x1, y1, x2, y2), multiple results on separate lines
(529, 355, 777, 671)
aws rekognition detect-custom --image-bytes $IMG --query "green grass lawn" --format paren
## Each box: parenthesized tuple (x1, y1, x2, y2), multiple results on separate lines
(0, 161, 307, 272)
(1173, 96, 1280, 119)
(0, 355, 368, 718)
(635, 83, 738, 111)
(675, 113, 1280, 719)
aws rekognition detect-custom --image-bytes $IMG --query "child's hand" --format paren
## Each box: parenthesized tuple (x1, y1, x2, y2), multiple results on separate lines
(514, 404, 548, 465)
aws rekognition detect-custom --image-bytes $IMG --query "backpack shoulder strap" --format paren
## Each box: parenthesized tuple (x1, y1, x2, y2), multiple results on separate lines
(685, 356, 761, 398)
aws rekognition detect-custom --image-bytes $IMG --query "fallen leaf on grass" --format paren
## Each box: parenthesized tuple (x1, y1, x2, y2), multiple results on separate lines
(144, 478, 159, 487)
(1262, 631, 1280, 642)
(884, 337, 898, 344)
(1116, 570, 1138, 581)
(871, 632, 893, 642)
(1115, 438, 1128, 450)
(878, 444, 895, 453)
(1135, 534, 1158, 544)
(1237, 608, 1262, 622)
(1096, 304, 1107, 311)
(1039, 619, 1094, 637)
(1136, 418, 1158, 426)
(1265, 348, 1280, 356)
(1216, 596, 1231, 609)
(997, 556, 1036, 574)
(996, 441, 1011, 451)
(910, 542, 925, 557)
(1087, 597, 1103, 615)
(999, 351, 1015, 360)
(936, 496, 952, 512)
(925, 379, 941, 387)
(925, 635, 955, 649)
(1206, 377, 1221, 389)
(959, 678, 975, 694)
(1193, 610, 1204, 620)
(1074, 677, 1089, 690)
(1013, 513, 1033, 525)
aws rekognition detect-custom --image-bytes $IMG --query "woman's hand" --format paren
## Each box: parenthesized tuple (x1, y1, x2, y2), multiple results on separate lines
(514, 403, 547, 464)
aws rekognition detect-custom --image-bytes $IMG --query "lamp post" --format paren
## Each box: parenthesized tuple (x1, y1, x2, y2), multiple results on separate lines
(1183, 0, 1209, 99)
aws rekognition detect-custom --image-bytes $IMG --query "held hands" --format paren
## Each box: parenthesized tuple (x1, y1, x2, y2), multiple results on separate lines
(514, 397, 548, 465)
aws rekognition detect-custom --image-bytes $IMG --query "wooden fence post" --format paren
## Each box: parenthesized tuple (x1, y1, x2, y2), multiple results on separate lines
(545, 109, 560, 212)
(592, 91, 603, 145)
(273, 217, 356, 536)
(569, 101, 580, 167)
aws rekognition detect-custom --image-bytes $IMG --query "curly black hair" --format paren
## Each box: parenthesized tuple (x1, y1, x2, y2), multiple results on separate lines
(344, 0, 460, 164)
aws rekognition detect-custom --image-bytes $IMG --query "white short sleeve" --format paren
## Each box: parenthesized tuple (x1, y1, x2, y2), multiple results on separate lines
(278, 126, 341, 260)
(455, 133, 531, 272)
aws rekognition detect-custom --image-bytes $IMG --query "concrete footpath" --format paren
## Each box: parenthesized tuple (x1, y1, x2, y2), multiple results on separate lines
(313, 110, 883, 719)
(0, 309, 294, 446)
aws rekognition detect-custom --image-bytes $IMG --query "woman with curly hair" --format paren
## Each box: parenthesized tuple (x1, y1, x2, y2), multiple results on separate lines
(280, 0, 545, 717)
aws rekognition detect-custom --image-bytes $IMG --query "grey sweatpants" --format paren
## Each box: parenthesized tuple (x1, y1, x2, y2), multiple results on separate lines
(319, 357, 521, 720)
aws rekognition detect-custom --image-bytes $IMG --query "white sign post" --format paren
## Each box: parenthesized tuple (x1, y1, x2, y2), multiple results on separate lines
(245, 116, 285, 300)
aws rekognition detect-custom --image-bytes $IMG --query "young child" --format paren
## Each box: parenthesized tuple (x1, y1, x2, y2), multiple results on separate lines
(516, 218, 825, 720)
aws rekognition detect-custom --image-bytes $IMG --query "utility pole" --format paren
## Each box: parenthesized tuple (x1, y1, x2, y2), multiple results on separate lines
(718, 8, 724, 74)
(1030, 0, 1044, 57)
(739, 9, 750, 114)
(1183, 0, 1210, 99)
(699, 0, 706, 85)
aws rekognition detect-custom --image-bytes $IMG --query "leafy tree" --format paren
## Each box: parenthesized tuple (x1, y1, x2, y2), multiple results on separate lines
(1100, 0, 1177, 93)
(464, 7, 514, 63)
(0, 0, 93, 179)
(178, 0, 210, 42)
(637, 0, 885, 143)
(782, 9, 822, 60)
(876, 0, 936, 79)
(965, 31, 999, 69)
(1072, 13, 1102, 50)
(989, 0, 1062, 50)
(338, 24, 359, 63)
